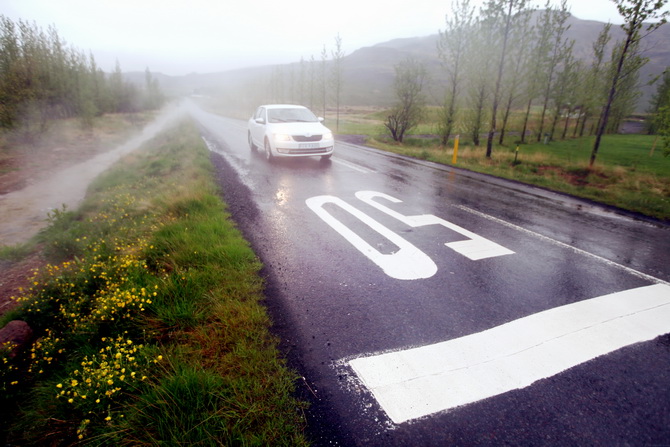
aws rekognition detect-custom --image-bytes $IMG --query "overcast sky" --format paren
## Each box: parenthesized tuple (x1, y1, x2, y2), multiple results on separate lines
(1, 0, 661, 76)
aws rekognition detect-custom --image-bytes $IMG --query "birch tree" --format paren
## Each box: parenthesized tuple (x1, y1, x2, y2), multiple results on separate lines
(536, 1, 572, 142)
(331, 33, 345, 131)
(482, 0, 530, 158)
(519, 2, 553, 143)
(498, 7, 534, 144)
(320, 45, 328, 117)
(590, 0, 669, 167)
(577, 23, 612, 137)
(384, 57, 427, 142)
(437, 0, 475, 145)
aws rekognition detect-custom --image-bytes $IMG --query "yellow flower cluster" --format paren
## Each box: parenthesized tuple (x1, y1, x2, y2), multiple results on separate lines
(16, 244, 156, 323)
(56, 335, 159, 404)
(62, 257, 155, 331)
(2, 186, 168, 436)
(55, 334, 163, 440)
(9, 230, 161, 387)
(1, 343, 19, 388)
(28, 329, 63, 375)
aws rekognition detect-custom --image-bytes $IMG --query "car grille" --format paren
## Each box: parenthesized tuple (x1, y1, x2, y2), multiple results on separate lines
(287, 147, 330, 154)
(292, 134, 322, 142)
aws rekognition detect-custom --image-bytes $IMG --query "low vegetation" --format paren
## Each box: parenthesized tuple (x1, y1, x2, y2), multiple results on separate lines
(0, 120, 308, 445)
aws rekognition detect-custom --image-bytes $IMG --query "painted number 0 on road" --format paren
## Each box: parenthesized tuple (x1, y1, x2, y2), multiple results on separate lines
(306, 191, 514, 280)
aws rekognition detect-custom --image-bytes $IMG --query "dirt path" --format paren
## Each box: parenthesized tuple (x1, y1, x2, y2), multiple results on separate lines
(0, 103, 187, 316)
(0, 103, 187, 247)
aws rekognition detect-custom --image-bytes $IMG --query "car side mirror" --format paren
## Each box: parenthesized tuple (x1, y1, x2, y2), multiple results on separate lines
(255, 117, 265, 124)
(318, 117, 325, 123)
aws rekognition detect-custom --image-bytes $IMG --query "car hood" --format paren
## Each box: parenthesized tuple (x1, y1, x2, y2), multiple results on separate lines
(269, 122, 330, 135)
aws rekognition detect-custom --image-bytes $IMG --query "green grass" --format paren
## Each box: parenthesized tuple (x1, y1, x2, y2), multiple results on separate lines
(0, 243, 34, 262)
(1, 119, 308, 445)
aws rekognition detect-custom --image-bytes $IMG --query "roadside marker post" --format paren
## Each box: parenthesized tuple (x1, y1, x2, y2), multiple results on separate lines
(452, 135, 460, 164)
(514, 145, 520, 164)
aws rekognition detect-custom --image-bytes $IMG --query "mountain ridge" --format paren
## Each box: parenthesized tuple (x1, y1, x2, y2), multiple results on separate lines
(130, 12, 670, 113)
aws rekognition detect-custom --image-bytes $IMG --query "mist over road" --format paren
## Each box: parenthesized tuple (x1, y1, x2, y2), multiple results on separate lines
(189, 103, 670, 446)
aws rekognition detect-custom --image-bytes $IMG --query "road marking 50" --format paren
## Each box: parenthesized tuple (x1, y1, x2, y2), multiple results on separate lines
(306, 191, 513, 280)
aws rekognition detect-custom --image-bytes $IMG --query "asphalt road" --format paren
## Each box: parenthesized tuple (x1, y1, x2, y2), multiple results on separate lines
(189, 103, 670, 446)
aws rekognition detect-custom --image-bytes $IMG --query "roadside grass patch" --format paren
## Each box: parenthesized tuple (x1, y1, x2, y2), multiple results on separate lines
(1, 119, 308, 445)
(0, 243, 34, 262)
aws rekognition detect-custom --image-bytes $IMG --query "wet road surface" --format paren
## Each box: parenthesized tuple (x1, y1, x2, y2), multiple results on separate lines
(189, 104, 670, 446)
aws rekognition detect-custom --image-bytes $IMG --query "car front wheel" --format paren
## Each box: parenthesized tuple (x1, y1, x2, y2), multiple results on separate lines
(248, 132, 256, 151)
(264, 139, 274, 162)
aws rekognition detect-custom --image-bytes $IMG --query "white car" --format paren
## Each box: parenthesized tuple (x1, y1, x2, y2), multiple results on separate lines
(248, 104, 334, 161)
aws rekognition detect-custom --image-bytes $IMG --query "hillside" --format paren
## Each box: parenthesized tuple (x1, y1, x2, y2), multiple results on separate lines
(133, 13, 670, 113)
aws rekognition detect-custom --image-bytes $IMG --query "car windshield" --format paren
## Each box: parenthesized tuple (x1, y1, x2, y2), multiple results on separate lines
(267, 108, 318, 123)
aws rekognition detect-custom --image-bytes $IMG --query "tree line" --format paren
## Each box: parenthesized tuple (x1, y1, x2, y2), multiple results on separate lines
(385, 0, 669, 165)
(0, 15, 164, 137)
(252, 34, 346, 130)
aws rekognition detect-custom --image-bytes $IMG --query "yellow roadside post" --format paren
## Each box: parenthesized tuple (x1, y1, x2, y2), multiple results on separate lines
(452, 134, 460, 164)
(514, 145, 520, 164)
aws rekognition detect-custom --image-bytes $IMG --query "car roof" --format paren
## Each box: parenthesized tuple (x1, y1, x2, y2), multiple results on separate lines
(261, 104, 307, 110)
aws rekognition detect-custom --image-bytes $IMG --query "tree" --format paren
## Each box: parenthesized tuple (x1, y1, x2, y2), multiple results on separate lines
(437, 0, 475, 145)
(143, 67, 164, 110)
(320, 45, 328, 118)
(604, 39, 644, 133)
(330, 33, 345, 131)
(535, 1, 572, 143)
(269, 65, 284, 103)
(498, 7, 534, 144)
(0, 15, 163, 138)
(298, 57, 307, 105)
(548, 41, 577, 140)
(519, 2, 554, 143)
(576, 23, 612, 137)
(483, 0, 530, 158)
(464, 16, 495, 146)
(589, 0, 669, 168)
(648, 67, 670, 133)
(384, 57, 427, 142)
(308, 55, 316, 110)
(0, 16, 21, 128)
(657, 101, 670, 156)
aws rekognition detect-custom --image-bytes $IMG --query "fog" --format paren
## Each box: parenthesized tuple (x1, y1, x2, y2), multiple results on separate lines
(2, 0, 629, 76)
(0, 104, 188, 245)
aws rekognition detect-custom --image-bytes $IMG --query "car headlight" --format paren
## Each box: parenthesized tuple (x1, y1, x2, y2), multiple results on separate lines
(322, 132, 333, 141)
(274, 133, 291, 142)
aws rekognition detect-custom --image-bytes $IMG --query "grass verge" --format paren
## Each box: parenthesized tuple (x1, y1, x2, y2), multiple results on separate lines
(0, 119, 308, 445)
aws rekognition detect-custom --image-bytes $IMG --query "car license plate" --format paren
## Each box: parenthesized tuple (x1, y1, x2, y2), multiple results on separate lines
(299, 143, 319, 149)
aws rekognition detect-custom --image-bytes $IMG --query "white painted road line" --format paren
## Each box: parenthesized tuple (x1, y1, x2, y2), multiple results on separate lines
(306, 195, 438, 280)
(348, 284, 670, 424)
(332, 158, 374, 174)
(357, 191, 514, 260)
(455, 205, 670, 285)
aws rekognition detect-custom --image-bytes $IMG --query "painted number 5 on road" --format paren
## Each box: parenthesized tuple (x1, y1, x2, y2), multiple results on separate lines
(306, 191, 514, 280)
